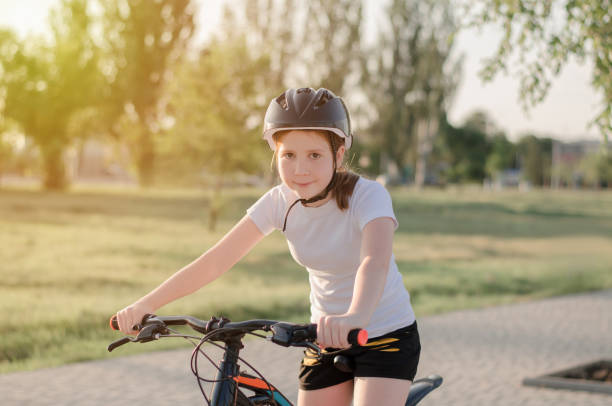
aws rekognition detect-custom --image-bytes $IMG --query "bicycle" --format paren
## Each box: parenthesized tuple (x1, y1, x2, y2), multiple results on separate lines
(109, 314, 442, 406)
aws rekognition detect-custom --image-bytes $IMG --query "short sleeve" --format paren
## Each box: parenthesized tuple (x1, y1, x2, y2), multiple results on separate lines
(353, 180, 399, 231)
(246, 186, 284, 236)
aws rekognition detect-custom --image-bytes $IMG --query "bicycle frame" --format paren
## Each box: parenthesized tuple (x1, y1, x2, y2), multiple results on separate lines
(209, 334, 293, 406)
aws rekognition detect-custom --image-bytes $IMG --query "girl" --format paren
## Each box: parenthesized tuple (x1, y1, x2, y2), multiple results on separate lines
(115, 87, 420, 406)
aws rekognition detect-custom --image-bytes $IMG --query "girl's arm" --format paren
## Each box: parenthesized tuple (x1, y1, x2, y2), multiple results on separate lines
(317, 216, 395, 348)
(115, 214, 265, 334)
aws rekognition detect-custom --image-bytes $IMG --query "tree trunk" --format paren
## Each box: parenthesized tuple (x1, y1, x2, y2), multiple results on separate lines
(137, 131, 155, 188)
(415, 120, 430, 189)
(41, 140, 68, 191)
(208, 173, 224, 232)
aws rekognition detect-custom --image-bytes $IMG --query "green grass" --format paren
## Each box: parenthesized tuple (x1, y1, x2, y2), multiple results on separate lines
(1, 184, 611, 373)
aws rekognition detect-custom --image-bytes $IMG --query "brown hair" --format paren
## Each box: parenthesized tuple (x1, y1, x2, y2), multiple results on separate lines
(272, 130, 359, 210)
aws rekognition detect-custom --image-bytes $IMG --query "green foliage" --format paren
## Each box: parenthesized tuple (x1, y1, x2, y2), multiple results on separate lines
(303, 0, 363, 95)
(517, 134, 553, 186)
(436, 118, 492, 182)
(462, 0, 612, 143)
(0, 0, 101, 190)
(160, 36, 269, 229)
(432, 111, 521, 184)
(0, 137, 11, 183)
(241, 0, 300, 96)
(100, 0, 195, 187)
(164, 38, 266, 175)
(485, 132, 518, 177)
(579, 150, 612, 188)
(0, 114, 11, 182)
(361, 0, 461, 178)
(459, 111, 519, 178)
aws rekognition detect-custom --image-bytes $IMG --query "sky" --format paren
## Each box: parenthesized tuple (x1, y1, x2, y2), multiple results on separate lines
(0, 0, 603, 142)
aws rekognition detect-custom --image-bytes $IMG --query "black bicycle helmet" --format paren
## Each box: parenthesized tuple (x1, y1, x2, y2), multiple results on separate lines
(263, 87, 353, 150)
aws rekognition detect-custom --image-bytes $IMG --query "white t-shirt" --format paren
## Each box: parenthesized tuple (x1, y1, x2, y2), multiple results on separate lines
(246, 176, 415, 337)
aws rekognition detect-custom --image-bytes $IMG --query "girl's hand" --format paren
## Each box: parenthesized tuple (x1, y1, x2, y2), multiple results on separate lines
(316, 313, 367, 349)
(115, 300, 155, 336)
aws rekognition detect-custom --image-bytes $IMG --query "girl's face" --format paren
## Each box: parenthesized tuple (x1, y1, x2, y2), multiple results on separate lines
(276, 130, 345, 204)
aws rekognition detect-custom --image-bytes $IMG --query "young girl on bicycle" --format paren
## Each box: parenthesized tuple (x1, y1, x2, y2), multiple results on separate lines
(115, 87, 420, 406)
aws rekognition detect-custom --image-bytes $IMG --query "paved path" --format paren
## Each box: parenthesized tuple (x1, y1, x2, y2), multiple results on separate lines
(2, 290, 611, 405)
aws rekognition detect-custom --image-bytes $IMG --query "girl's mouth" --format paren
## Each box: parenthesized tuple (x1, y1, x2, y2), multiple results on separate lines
(295, 181, 313, 187)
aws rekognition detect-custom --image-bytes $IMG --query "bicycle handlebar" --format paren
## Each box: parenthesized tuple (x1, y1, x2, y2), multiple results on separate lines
(108, 314, 368, 352)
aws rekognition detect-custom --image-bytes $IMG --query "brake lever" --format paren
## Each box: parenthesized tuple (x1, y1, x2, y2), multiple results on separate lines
(134, 323, 168, 343)
(107, 318, 169, 352)
(292, 341, 322, 357)
(108, 336, 137, 352)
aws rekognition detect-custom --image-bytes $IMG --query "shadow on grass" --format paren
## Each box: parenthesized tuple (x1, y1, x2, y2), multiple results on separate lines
(0, 188, 260, 225)
(0, 276, 142, 291)
(397, 258, 610, 311)
(394, 200, 612, 238)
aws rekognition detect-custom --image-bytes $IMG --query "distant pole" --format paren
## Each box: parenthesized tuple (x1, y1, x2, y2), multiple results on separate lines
(552, 140, 561, 189)
(415, 119, 429, 189)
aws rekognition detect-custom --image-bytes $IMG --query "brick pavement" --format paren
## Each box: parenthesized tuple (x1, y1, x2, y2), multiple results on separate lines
(1, 290, 610, 405)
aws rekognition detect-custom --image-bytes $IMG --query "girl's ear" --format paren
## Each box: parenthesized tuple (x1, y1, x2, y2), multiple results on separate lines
(336, 145, 346, 167)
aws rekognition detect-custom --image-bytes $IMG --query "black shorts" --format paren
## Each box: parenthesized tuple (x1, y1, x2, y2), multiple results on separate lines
(299, 321, 421, 391)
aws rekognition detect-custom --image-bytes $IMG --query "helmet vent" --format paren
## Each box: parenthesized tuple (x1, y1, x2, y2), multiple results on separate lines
(276, 93, 288, 110)
(296, 88, 311, 94)
(315, 90, 332, 108)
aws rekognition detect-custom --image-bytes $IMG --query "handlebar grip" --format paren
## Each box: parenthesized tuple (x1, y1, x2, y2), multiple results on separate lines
(307, 324, 368, 346)
(110, 315, 119, 330)
(348, 329, 368, 346)
(109, 313, 154, 331)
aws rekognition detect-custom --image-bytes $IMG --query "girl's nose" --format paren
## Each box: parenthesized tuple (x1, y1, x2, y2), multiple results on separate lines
(294, 158, 310, 175)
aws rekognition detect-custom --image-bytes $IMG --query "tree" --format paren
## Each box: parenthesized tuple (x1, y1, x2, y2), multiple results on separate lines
(517, 134, 553, 186)
(0, 134, 12, 186)
(485, 132, 517, 178)
(462, 0, 612, 143)
(457, 110, 518, 178)
(579, 149, 612, 188)
(101, 0, 195, 187)
(360, 0, 460, 183)
(240, 0, 363, 93)
(162, 36, 268, 230)
(221, 0, 301, 110)
(436, 117, 491, 183)
(301, 0, 363, 95)
(0, 0, 101, 190)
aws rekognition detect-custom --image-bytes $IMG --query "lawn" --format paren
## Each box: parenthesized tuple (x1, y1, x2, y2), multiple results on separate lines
(1, 183, 611, 373)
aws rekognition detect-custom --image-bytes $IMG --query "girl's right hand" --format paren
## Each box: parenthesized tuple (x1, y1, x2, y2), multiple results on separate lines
(115, 301, 155, 336)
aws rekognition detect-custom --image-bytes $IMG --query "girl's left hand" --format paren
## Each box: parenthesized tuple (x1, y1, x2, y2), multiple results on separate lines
(316, 313, 367, 349)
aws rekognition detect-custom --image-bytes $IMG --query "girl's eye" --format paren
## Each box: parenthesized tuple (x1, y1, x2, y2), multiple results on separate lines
(310, 153, 321, 159)
(282, 153, 294, 159)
